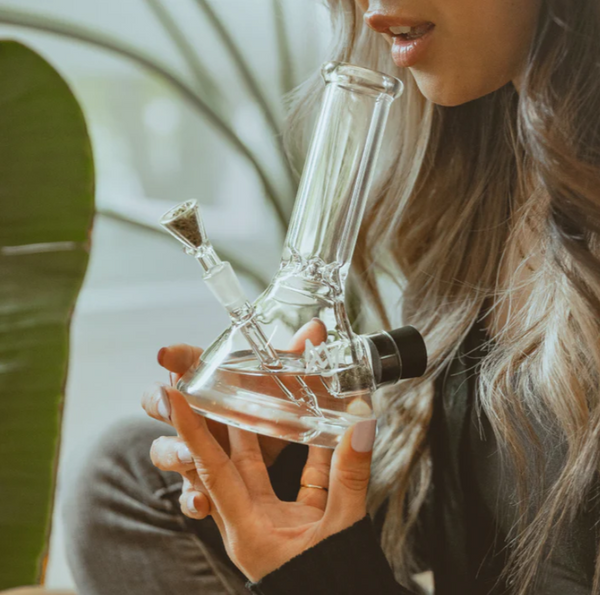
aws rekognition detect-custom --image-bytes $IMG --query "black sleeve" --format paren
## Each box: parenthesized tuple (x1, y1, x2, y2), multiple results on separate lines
(469, 404, 600, 594)
(244, 513, 416, 595)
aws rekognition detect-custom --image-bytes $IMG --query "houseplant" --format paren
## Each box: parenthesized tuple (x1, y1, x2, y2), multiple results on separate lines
(0, 40, 95, 589)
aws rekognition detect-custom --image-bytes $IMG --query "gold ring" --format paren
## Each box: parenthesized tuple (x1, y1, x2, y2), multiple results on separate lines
(300, 483, 328, 492)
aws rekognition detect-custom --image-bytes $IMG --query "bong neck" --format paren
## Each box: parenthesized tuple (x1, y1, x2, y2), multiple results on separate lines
(281, 63, 401, 293)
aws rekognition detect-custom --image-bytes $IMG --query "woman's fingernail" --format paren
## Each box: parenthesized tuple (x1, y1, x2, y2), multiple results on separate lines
(176, 442, 193, 464)
(351, 419, 377, 453)
(156, 386, 171, 422)
(169, 372, 175, 386)
(157, 347, 167, 367)
(187, 493, 198, 514)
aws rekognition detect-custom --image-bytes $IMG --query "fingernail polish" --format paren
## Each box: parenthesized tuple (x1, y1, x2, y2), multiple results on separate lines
(176, 442, 193, 464)
(351, 419, 377, 453)
(187, 493, 198, 514)
(157, 347, 167, 367)
(156, 386, 171, 422)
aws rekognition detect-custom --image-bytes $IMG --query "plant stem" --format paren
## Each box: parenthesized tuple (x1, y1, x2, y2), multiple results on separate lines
(0, 8, 289, 233)
(144, 0, 224, 112)
(192, 0, 297, 192)
(271, 0, 295, 97)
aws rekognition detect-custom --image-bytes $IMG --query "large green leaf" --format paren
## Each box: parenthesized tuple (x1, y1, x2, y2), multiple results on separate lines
(0, 41, 94, 588)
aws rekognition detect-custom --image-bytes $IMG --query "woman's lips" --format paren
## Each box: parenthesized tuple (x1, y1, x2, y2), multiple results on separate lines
(391, 23, 435, 68)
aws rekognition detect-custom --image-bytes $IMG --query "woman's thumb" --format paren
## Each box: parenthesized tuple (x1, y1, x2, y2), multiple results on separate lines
(324, 418, 378, 528)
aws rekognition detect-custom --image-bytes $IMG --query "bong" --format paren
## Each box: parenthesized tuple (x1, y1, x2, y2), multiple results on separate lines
(160, 61, 427, 448)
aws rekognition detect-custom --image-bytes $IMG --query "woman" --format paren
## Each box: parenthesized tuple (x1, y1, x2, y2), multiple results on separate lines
(63, 0, 600, 593)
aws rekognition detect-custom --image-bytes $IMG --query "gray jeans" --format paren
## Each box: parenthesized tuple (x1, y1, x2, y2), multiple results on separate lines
(62, 417, 308, 595)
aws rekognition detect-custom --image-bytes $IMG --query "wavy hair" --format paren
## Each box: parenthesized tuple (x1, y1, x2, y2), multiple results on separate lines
(281, 1, 600, 593)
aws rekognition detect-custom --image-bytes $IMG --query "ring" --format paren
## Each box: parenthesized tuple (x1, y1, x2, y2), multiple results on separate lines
(300, 483, 328, 492)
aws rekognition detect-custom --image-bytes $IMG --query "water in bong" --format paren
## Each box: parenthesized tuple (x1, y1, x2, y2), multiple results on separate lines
(181, 351, 375, 448)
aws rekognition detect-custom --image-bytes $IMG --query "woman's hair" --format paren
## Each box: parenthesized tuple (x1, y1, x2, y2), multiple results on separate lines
(281, 1, 600, 593)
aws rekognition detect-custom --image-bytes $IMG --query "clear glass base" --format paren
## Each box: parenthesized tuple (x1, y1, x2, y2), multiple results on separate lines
(177, 353, 375, 449)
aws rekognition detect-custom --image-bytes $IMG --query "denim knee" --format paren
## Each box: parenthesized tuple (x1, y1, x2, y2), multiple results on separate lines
(61, 416, 179, 555)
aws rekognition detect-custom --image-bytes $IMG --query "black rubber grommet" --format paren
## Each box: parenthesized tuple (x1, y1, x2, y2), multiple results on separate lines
(366, 332, 401, 385)
(387, 326, 427, 379)
(365, 325, 427, 387)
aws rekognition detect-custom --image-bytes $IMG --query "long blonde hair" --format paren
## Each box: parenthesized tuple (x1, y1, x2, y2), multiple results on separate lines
(282, 1, 600, 593)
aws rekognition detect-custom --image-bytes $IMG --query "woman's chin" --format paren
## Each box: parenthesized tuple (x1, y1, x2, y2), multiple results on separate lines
(412, 72, 513, 107)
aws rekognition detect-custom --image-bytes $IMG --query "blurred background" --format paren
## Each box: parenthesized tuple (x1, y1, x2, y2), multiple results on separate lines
(0, 0, 333, 589)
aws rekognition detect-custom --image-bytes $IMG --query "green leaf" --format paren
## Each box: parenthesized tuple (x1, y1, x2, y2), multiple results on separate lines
(0, 40, 94, 588)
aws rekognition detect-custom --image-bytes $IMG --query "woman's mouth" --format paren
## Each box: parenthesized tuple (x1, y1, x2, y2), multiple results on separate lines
(390, 22, 435, 68)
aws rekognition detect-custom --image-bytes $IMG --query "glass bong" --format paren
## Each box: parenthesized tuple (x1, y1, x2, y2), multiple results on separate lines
(160, 61, 428, 449)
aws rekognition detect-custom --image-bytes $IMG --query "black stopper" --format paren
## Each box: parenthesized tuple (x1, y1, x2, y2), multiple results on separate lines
(365, 325, 427, 387)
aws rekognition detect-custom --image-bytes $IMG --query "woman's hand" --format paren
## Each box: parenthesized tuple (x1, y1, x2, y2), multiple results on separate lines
(156, 386, 377, 583)
(142, 319, 378, 582)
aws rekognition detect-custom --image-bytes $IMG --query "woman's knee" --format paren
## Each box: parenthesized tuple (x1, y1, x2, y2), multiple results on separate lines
(61, 416, 177, 540)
